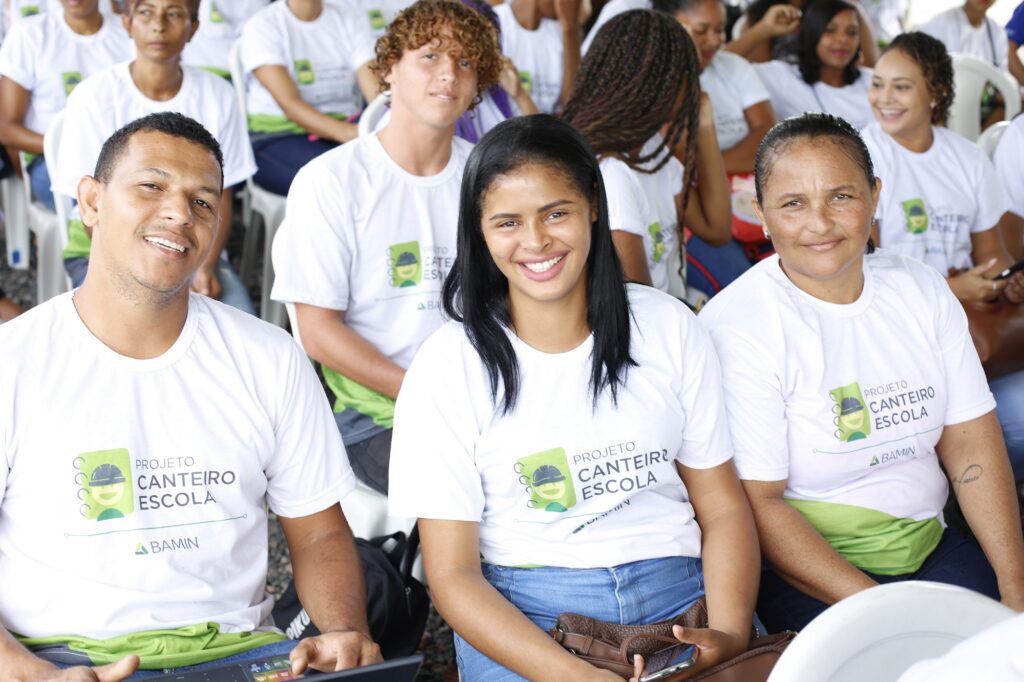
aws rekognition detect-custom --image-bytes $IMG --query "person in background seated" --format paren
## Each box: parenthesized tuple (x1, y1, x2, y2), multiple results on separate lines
(991, 113, 1024, 262)
(0, 0, 131, 209)
(240, 0, 378, 196)
(270, 0, 502, 495)
(564, 9, 731, 294)
(390, 114, 759, 681)
(182, 0, 269, 78)
(492, 0, 581, 114)
(666, 0, 773, 295)
(917, 0, 1019, 84)
(864, 32, 1024, 480)
(53, 0, 256, 314)
(700, 112, 1024, 634)
(0, 112, 380, 680)
(755, 0, 875, 131)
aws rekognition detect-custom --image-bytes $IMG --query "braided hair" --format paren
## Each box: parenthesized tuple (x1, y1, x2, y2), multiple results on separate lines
(883, 32, 955, 126)
(562, 10, 701, 180)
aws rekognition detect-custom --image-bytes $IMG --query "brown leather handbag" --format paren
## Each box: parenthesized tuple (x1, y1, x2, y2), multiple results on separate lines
(547, 597, 794, 681)
(963, 299, 1024, 379)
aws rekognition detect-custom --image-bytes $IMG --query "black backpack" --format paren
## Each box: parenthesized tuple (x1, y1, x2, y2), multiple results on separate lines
(272, 524, 430, 659)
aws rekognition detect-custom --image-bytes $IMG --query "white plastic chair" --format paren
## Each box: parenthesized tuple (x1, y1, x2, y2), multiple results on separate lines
(18, 110, 70, 302)
(976, 119, 1011, 158)
(767, 581, 1015, 682)
(1, 174, 30, 270)
(358, 93, 391, 137)
(948, 54, 1021, 142)
(228, 40, 288, 327)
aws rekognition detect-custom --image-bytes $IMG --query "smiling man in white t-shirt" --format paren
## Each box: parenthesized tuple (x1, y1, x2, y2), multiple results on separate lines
(271, 0, 502, 495)
(0, 112, 380, 679)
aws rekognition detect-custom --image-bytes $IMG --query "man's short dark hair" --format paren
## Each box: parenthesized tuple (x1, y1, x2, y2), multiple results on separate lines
(93, 112, 225, 189)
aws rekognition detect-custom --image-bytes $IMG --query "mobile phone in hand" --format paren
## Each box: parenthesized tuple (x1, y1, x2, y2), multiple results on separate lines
(637, 647, 698, 682)
(994, 258, 1024, 280)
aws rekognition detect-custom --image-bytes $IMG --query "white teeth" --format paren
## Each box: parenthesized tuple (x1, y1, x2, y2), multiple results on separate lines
(522, 255, 563, 273)
(145, 236, 185, 253)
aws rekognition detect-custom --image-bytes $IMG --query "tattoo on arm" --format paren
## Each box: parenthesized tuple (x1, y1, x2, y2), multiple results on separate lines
(953, 464, 983, 495)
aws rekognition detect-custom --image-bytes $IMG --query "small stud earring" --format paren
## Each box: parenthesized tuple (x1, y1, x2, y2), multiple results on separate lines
(763, 229, 770, 240)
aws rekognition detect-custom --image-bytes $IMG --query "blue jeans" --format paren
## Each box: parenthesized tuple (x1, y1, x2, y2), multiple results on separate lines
(455, 556, 706, 681)
(28, 155, 55, 211)
(686, 236, 751, 297)
(251, 133, 337, 196)
(64, 255, 255, 315)
(47, 638, 297, 678)
(990, 370, 1024, 481)
(756, 528, 999, 633)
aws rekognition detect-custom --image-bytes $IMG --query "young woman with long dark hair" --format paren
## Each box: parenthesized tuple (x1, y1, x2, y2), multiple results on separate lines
(389, 114, 759, 681)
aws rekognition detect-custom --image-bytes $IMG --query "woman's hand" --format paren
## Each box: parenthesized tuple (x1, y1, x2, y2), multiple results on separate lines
(498, 57, 524, 97)
(755, 4, 802, 39)
(1003, 270, 1024, 304)
(697, 92, 716, 132)
(630, 625, 748, 682)
(947, 259, 1006, 302)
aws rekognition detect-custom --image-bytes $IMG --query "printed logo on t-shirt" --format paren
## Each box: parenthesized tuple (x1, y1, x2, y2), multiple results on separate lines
(829, 382, 872, 442)
(294, 60, 316, 86)
(75, 449, 136, 521)
(367, 8, 386, 30)
(648, 222, 665, 263)
(388, 241, 423, 288)
(19, 4, 39, 16)
(209, 1, 225, 23)
(62, 72, 83, 96)
(515, 448, 577, 512)
(902, 198, 929, 234)
(518, 71, 533, 94)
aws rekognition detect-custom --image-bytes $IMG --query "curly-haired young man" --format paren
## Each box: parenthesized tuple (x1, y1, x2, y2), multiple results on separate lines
(271, 0, 502, 496)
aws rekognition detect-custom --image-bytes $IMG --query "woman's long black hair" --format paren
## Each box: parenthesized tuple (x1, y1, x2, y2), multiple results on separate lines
(442, 114, 636, 414)
(797, 0, 862, 86)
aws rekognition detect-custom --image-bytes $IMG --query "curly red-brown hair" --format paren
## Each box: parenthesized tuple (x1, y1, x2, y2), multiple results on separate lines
(371, 0, 502, 108)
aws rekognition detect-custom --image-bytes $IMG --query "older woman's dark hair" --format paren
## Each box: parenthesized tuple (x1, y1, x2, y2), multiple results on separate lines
(442, 115, 636, 414)
(797, 0, 861, 85)
(883, 32, 955, 126)
(754, 113, 876, 252)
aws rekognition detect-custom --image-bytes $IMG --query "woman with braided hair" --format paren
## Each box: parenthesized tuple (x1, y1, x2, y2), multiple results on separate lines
(563, 9, 731, 293)
(863, 31, 1024, 480)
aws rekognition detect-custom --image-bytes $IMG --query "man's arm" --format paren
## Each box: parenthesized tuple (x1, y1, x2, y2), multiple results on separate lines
(556, 0, 582, 109)
(279, 505, 382, 674)
(295, 304, 405, 399)
(0, 628, 138, 682)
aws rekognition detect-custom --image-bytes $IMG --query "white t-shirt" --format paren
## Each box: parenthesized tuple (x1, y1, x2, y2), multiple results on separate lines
(182, 0, 270, 76)
(0, 12, 131, 136)
(917, 7, 1008, 72)
(699, 251, 994, 574)
(53, 61, 256, 198)
(333, 0, 408, 38)
(637, 138, 685, 293)
(0, 293, 354, 640)
(390, 284, 733, 568)
(992, 114, 1024, 221)
(601, 156, 677, 292)
(579, 0, 649, 56)
(494, 1, 564, 115)
(701, 50, 771, 152)
(853, 0, 908, 43)
(862, 123, 1009, 273)
(754, 60, 874, 131)
(270, 133, 468, 431)
(240, 0, 376, 133)
(5, 0, 117, 29)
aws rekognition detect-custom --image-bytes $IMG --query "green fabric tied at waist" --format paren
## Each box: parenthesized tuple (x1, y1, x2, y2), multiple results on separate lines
(63, 219, 91, 260)
(323, 366, 394, 429)
(785, 498, 943, 575)
(247, 112, 351, 135)
(19, 622, 286, 669)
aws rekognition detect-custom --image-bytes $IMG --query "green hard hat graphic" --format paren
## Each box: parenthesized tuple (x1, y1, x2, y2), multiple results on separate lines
(396, 251, 418, 266)
(532, 465, 566, 486)
(89, 463, 126, 487)
(840, 396, 865, 416)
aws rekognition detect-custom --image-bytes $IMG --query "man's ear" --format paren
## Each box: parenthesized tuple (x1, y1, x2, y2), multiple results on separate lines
(78, 176, 103, 240)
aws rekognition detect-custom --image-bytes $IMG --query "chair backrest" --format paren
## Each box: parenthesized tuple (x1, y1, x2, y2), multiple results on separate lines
(948, 53, 1021, 142)
(766, 581, 1015, 682)
(359, 93, 391, 137)
(44, 109, 72, 250)
(270, 225, 305, 352)
(976, 119, 1011, 158)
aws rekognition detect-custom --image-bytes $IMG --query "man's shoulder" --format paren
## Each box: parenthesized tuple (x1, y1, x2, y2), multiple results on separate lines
(0, 294, 73, 363)
(193, 294, 298, 358)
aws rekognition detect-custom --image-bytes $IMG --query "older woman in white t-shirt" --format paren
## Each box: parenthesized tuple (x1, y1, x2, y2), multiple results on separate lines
(864, 31, 1024, 480)
(700, 112, 1024, 633)
(755, 0, 874, 131)
(390, 114, 759, 681)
